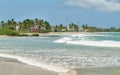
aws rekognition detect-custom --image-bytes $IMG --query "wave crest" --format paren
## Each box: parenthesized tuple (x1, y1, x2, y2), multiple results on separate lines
(54, 37, 72, 43)
(54, 37, 120, 47)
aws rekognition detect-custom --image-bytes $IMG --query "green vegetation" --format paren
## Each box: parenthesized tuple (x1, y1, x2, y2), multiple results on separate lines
(0, 18, 120, 34)
(39, 30, 50, 33)
(20, 34, 29, 36)
(0, 28, 20, 36)
(0, 18, 51, 33)
(31, 34, 39, 36)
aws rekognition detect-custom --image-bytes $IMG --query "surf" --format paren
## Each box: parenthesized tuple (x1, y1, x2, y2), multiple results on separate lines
(0, 53, 78, 74)
(66, 40, 120, 47)
(54, 35, 120, 47)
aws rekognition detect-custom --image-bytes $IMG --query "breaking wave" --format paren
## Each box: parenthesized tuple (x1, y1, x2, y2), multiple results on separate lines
(0, 53, 69, 72)
(0, 53, 78, 75)
(66, 40, 120, 47)
(54, 35, 120, 47)
(54, 37, 72, 43)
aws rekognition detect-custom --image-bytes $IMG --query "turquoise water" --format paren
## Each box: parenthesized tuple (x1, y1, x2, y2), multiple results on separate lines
(0, 32, 120, 73)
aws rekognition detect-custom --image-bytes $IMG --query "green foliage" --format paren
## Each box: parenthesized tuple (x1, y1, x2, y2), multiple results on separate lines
(0, 28, 20, 36)
(1, 18, 51, 32)
(31, 34, 39, 36)
(68, 23, 79, 31)
(82, 24, 88, 29)
(0, 18, 120, 33)
(39, 30, 50, 33)
(20, 34, 29, 36)
(82, 24, 104, 32)
(104, 27, 120, 32)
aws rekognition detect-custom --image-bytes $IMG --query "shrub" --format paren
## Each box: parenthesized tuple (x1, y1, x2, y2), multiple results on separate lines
(31, 34, 39, 36)
(0, 28, 20, 36)
(20, 34, 29, 36)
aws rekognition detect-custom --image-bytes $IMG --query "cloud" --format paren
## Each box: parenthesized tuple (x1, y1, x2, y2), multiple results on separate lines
(64, 0, 120, 12)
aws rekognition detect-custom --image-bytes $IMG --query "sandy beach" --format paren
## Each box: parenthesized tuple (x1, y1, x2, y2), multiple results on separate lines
(0, 57, 57, 75)
(1, 56, 120, 75)
(75, 67, 120, 75)
(0, 35, 16, 38)
(0, 32, 87, 38)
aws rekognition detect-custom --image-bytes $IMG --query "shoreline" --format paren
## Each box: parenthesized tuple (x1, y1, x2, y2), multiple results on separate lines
(0, 57, 58, 75)
(0, 32, 90, 38)
(0, 32, 120, 38)
(0, 56, 79, 75)
(21, 32, 85, 35)
(0, 32, 83, 38)
(0, 35, 17, 38)
(0, 56, 120, 75)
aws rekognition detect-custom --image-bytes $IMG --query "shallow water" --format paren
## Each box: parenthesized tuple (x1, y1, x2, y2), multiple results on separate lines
(0, 32, 120, 74)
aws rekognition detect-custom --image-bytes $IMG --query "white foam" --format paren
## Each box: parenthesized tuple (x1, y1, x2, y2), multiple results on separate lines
(59, 70, 78, 75)
(54, 37, 72, 43)
(0, 53, 69, 73)
(54, 36, 120, 47)
(66, 40, 120, 47)
(71, 34, 109, 38)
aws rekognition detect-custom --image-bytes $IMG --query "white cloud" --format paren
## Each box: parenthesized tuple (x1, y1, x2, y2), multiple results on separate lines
(64, 0, 120, 12)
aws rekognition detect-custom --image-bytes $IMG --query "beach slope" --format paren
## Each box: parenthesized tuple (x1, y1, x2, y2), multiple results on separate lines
(0, 57, 57, 75)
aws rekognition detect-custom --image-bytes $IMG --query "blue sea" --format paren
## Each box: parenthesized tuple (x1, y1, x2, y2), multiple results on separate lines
(0, 32, 120, 74)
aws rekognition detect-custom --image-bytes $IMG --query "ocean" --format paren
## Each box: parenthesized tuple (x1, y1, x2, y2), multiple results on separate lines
(0, 32, 120, 75)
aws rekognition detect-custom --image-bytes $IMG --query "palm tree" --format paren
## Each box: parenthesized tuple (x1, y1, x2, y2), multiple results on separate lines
(43, 21, 50, 30)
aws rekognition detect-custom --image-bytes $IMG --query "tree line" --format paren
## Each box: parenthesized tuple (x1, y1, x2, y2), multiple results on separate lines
(1, 18, 50, 32)
(0, 18, 120, 32)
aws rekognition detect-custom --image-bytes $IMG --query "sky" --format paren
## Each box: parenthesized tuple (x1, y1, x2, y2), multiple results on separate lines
(0, 0, 120, 28)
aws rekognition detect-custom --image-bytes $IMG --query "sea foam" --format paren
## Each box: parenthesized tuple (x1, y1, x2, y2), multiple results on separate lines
(54, 36, 120, 47)
(54, 37, 72, 43)
(66, 40, 120, 47)
(0, 53, 69, 73)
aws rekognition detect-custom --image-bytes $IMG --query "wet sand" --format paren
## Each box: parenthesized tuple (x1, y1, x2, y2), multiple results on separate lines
(76, 67, 120, 75)
(1, 56, 120, 75)
(0, 57, 57, 75)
